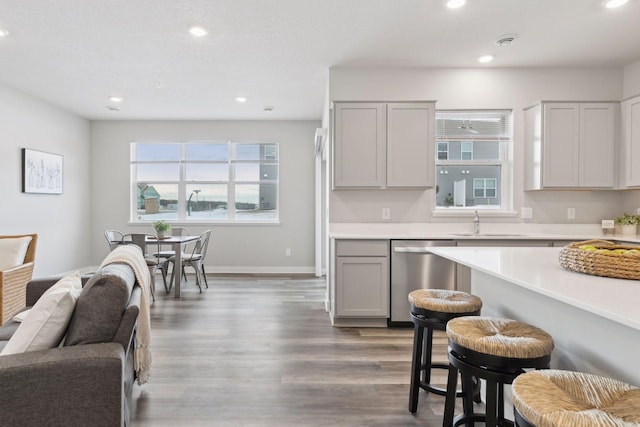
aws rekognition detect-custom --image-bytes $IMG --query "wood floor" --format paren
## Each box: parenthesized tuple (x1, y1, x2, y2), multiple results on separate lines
(131, 275, 462, 426)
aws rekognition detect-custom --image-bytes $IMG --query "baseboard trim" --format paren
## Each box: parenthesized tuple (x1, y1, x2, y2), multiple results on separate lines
(202, 265, 316, 275)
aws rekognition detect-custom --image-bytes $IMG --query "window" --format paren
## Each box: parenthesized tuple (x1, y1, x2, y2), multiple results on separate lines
(437, 142, 449, 160)
(435, 110, 512, 210)
(473, 178, 497, 198)
(131, 141, 279, 222)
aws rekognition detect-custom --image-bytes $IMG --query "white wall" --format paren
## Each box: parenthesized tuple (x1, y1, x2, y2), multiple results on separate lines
(90, 120, 319, 274)
(0, 83, 91, 276)
(328, 67, 630, 224)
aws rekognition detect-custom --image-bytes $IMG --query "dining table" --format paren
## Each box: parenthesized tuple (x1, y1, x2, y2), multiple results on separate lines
(146, 235, 199, 298)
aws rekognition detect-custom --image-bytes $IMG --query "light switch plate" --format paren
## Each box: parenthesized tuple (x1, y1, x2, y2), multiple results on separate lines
(567, 208, 576, 220)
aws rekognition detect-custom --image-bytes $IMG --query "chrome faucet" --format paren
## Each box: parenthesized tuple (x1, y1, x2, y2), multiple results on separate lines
(473, 210, 480, 235)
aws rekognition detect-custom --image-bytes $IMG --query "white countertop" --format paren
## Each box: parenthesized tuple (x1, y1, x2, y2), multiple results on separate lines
(329, 223, 640, 243)
(428, 246, 640, 331)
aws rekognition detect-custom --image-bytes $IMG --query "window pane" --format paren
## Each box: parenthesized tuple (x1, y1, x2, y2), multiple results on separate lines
(136, 164, 180, 181)
(235, 184, 277, 220)
(186, 184, 228, 220)
(235, 163, 259, 181)
(185, 163, 228, 181)
(235, 163, 278, 181)
(436, 165, 501, 208)
(471, 141, 500, 160)
(185, 143, 228, 161)
(136, 184, 178, 220)
(136, 143, 180, 161)
(234, 144, 261, 161)
(235, 144, 279, 161)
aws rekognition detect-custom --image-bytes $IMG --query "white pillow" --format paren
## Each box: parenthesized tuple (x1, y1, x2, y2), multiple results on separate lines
(0, 236, 32, 271)
(0, 271, 82, 355)
(12, 308, 32, 323)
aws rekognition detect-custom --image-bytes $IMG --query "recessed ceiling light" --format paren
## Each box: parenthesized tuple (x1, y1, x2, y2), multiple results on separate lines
(0, 29, 8, 37)
(478, 55, 494, 63)
(446, 0, 466, 9)
(605, 0, 628, 8)
(109, 96, 124, 103)
(235, 96, 247, 103)
(189, 25, 208, 37)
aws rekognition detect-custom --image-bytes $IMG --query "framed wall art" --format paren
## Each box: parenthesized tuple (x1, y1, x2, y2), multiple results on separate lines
(22, 148, 63, 194)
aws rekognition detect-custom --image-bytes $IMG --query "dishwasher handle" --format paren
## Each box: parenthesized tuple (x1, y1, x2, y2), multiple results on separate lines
(393, 246, 440, 254)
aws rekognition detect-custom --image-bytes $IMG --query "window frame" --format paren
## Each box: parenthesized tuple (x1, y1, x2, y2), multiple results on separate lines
(130, 141, 280, 224)
(433, 110, 514, 216)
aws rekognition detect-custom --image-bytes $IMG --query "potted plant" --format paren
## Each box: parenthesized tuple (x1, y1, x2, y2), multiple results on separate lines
(614, 213, 639, 235)
(152, 220, 171, 239)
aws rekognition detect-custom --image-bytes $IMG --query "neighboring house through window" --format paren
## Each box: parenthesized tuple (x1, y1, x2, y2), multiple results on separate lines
(435, 110, 512, 210)
(131, 141, 279, 222)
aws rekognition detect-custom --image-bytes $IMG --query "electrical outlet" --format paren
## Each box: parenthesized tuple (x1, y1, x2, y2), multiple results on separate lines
(636, 208, 640, 215)
(567, 208, 576, 220)
(521, 207, 533, 219)
(285, 248, 291, 257)
(382, 208, 391, 220)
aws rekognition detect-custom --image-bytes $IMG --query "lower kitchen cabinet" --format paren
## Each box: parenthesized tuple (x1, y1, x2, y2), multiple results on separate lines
(333, 240, 389, 320)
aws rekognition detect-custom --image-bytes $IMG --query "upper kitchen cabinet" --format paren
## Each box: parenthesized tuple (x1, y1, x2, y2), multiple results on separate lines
(524, 102, 616, 190)
(620, 95, 640, 188)
(333, 102, 435, 189)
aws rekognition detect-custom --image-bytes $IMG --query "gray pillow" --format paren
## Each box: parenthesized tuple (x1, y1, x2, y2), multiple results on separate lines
(64, 263, 135, 346)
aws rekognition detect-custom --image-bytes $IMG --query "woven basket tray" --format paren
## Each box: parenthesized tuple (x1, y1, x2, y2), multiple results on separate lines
(559, 239, 640, 280)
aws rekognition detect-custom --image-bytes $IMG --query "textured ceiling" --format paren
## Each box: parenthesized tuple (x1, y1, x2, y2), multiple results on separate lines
(0, 0, 639, 120)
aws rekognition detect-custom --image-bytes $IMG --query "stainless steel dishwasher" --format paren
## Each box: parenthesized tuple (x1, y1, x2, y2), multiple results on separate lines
(390, 240, 457, 325)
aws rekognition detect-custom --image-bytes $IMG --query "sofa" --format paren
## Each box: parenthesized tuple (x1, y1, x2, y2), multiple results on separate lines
(0, 262, 141, 427)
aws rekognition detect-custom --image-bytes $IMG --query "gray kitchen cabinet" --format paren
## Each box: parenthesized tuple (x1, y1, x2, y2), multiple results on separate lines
(333, 101, 435, 189)
(334, 240, 389, 318)
(524, 102, 616, 190)
(620, 95, 640, 187)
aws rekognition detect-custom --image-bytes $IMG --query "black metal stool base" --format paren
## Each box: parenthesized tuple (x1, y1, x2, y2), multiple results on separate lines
(442, 342, 550, 427)
(408, 307, 481, 414)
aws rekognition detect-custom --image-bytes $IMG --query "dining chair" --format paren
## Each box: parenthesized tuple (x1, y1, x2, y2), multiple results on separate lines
(121, 233, 168, 301)
(104, 230, 124, 251)
(153, 227, 190, 281)
(168, 230, 211, 293)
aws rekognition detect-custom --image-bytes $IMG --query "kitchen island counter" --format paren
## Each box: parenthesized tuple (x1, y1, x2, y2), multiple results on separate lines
(428, 246, 640, 386)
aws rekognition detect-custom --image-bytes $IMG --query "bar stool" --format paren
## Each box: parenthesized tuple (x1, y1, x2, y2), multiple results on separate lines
(512, 369, 640, 427)
(408, 289, 483, 414)
(443, 316, 554, 427)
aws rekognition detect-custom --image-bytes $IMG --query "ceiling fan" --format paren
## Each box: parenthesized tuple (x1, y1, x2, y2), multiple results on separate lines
(458, 120, 479, 134)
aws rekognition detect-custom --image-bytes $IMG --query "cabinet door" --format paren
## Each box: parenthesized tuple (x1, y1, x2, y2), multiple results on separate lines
(579, 103, 614, 188)
(543, 103, 580, 187)
(625, 97, 640, 187)
(333, 103, 386, 188)
(335, 256, 389, 317)
(386, 103, 434, 188)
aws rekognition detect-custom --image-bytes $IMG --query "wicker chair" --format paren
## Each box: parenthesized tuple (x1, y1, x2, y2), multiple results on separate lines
(0, 234, 37, 325)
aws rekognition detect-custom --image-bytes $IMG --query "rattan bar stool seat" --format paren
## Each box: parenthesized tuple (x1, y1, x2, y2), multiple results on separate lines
(446, 316, 554, 360)
(409, 289, 483, 314)
(408, 289, 482, 414)
(512, 369, 640, 427)
(443, 316, 554, 427)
